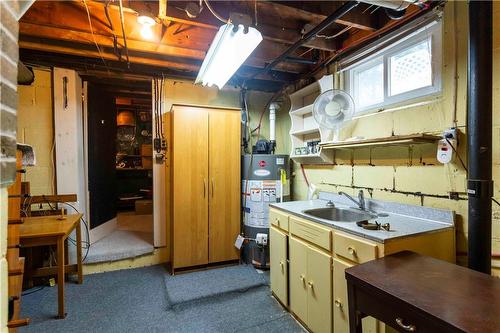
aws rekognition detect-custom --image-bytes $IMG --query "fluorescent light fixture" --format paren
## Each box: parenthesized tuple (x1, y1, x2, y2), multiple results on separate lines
(138, 15, 156, 40)
(195, 23, 263, 89)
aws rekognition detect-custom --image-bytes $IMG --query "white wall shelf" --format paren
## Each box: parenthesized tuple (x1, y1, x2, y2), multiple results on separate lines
(288, 74, 334, 164)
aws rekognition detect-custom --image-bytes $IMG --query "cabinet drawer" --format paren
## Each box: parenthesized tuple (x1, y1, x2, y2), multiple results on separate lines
(290, 216, 331, 252)
(269, 208, 289, 231)
(356, 286, 450, 333)
(335, 232, 378, 264)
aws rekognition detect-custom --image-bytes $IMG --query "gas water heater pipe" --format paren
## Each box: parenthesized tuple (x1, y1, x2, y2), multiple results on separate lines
(269, 102, 278, 154)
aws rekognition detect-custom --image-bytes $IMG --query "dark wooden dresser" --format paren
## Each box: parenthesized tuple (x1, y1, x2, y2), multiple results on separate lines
(345, 251, 500, 333)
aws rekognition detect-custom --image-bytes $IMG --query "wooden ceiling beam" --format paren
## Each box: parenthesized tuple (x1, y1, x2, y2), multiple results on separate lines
(19, 22, 206, 60)
(257, 1, 379, 31)
(19, 38, 200, 72)
(159, 3, 338, 51)
(20, 1, 309, 73)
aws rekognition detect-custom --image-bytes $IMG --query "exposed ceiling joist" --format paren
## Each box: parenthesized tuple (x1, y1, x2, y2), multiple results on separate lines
(162, 5, 338, 51)
(263, 1, 380, 31)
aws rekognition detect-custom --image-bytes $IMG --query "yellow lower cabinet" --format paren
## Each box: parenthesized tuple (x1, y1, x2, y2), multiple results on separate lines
(290, 236, 332, 333)
(289, 236, 308, 322)
(270, 226, 288, 306)
(333, 258, 378, 333)
(307, 245, 332, 333)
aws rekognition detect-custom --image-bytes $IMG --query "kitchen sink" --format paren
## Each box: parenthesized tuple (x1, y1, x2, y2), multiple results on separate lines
(302, 207, 376, 223)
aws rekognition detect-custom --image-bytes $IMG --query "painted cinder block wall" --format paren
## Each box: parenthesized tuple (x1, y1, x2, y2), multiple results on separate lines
(16, 68, 54, 195)
(285, 2, 500, 275)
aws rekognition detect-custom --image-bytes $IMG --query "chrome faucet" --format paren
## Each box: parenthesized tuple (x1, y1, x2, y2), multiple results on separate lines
(339, 190, 366, 211)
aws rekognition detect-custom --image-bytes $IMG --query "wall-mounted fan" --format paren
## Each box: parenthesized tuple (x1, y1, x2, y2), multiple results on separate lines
(312, 89, 355, 130)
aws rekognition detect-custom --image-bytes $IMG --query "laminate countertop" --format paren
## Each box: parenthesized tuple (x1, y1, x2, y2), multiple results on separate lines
(270, 192, 455, 243)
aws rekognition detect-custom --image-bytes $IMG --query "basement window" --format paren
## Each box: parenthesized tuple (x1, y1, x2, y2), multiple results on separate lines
(343, 19, 442, 115)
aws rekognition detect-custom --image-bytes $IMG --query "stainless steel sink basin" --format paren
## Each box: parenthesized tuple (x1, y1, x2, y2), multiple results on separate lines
(302, 207, 376, 223)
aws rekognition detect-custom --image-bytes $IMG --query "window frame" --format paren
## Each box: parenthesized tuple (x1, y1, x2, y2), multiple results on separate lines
(344, 20, 442, 115)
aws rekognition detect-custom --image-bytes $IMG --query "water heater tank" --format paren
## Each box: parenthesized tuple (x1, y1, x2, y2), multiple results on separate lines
(241, 154, 290, 267)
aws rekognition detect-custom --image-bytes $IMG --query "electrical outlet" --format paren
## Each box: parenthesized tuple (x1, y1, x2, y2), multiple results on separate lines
(443, 128, 458, 141)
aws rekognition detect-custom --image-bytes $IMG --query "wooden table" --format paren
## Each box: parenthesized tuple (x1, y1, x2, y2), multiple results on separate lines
(19, 214, 84, 319)
(345, 251, 500, 333)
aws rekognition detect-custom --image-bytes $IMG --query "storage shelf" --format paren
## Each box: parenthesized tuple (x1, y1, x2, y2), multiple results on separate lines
(290, 150, 333, 164)
(320, 134, 441, 150)
(288, 74, 333, 164)
(290, 104, 313, 116)
(289, 82, 320, 99)
(290, 127, 320, 136)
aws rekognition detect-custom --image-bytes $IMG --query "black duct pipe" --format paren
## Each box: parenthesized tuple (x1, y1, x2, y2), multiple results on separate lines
(285, 57, 318, 65)
(257, 1, 359, 77)
(467, 0, 493, 274)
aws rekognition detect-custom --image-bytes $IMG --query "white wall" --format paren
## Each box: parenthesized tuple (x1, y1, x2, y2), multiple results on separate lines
(53, 68, 88, 261)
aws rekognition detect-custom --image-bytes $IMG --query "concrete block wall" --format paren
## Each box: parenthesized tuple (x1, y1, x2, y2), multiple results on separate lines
(289, 2, 500, 275)
(16, 68, 54, 195)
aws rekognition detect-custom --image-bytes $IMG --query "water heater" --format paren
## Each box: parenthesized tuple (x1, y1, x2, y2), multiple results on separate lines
(242, 154, 290, 268)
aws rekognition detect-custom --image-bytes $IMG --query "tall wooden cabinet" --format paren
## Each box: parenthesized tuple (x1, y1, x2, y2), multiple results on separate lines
(171, 105, 240, 271)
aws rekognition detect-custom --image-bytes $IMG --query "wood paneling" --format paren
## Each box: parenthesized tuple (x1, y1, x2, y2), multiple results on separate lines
(208, 109, 240, 263)
(172, 106, 209, 269)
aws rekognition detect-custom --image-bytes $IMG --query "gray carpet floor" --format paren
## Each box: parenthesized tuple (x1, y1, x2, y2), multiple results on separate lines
(85, 230, 154, 264)
(165, 265, 267, 307)
(20, 265, 304, 333)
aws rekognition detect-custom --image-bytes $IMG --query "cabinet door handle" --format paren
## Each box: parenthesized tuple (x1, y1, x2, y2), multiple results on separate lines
(299, 274, 305, 282)
(275, 218, 280, 226)
(279, 261, 284, 271)
(334, 299, 342, 308)
(211, 179, 214, 198)
(347, 246, 356, 256)
(203, 179, 207, 198)
(395, 318, 416, 332)
(307, 281, 314, 289)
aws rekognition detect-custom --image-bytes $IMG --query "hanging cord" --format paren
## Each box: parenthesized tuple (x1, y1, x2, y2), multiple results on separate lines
(154, 78, 161, 144)
(40, 196, 92, 261)
(203, 0, 229, 24)
(300, 164, 310, 188)
(254, 0, 258, 26)
(159, 76, 165, 139)
(118, 0, 130, 68)
(104, 1, 120, 60)
(82, 0, 109, 72)
(316, 26, 352, 39)
(444, 138, 500, 207)
(451, 1, 459, 127)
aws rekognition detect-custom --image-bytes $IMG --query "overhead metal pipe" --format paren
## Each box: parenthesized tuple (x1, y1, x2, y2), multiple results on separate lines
(257, 1, 359, 78)
(285, 57, 318, 65)
(467, 0, 493, 274)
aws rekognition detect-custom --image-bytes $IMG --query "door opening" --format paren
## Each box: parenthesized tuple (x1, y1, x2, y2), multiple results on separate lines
(85, 81, 154, 263)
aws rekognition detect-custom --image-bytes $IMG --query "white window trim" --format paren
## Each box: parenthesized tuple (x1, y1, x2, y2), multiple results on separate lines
(343, 19, 442, 115)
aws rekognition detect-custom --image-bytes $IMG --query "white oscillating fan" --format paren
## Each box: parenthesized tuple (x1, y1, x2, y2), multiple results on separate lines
(313, 89, 355, 141)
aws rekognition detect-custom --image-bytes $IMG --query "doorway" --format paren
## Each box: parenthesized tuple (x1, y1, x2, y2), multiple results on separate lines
(85, 81, 154, 263)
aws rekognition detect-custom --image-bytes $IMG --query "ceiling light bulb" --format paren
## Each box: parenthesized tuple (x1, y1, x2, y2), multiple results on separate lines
(138, 15, 156, 40)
